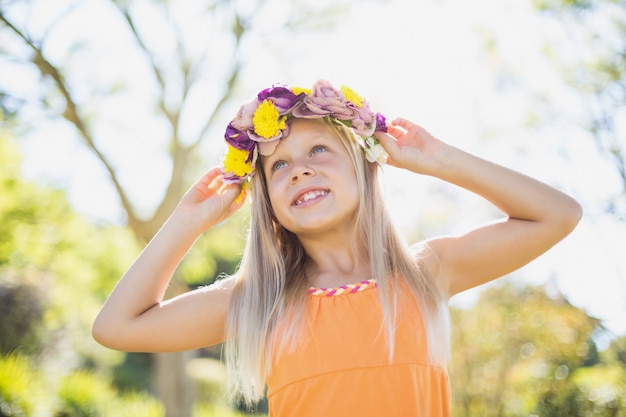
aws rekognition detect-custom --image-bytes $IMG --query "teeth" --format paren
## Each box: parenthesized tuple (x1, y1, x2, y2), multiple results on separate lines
(296, 190, 327, 205)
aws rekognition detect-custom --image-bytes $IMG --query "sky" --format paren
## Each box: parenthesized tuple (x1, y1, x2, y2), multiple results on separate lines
(3, 0, 626, 341)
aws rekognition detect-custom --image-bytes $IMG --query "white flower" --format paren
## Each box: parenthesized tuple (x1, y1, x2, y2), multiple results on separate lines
(365, 143, 387, 164)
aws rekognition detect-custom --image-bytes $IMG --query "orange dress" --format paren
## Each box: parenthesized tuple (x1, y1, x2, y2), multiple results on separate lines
(266, 279, 450, 417)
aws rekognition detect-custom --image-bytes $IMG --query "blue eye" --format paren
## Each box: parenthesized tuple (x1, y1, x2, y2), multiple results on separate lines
(311, 145, 326, 155)
(272, 160, 288, 171)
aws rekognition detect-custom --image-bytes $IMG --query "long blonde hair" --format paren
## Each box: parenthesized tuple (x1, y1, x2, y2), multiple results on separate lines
(225, 118, 449, 405)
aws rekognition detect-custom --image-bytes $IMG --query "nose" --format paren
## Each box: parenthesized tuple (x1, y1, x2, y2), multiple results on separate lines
(290, 162, 315, 184)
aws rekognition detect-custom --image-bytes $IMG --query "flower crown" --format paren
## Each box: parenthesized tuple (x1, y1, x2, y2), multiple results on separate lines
(222, 80, 388, 184)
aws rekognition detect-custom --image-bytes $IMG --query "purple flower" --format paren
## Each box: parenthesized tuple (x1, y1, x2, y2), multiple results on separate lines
(230, 100, 258, 131)
(257, 139, 281, 156)
(351, 119, 376, 137)
(347, 102, 375, 136)
(222, 169, 246, 184)
(221, 80, 390, 183)
(375, 112, 388, 133)
(258, 86, 306, 114)
(225, 122, 256, 162)
(292, 80, 357, 120)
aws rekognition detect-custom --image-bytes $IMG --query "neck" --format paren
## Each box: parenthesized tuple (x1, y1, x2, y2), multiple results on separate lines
(299, 233, 371, 288)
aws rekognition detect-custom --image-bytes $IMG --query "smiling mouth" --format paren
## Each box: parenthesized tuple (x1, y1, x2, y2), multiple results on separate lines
(294, 190, 329, 206)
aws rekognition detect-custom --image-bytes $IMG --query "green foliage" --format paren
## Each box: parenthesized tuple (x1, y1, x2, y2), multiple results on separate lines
(192, 402, 266, 417)
(533, 0, 594, 11)
(0, 132, 140, 400)
(113, 391, 165, 417)
(0, 137, 65, 269)
(532, 0, 626, 217)
(112, 352, 153, 392)
(57, 370, 165, 417)
(179, 210, 247, 287)
(57, 370, 117, 417)
(0, 353, 166, 417)
(187, 358, 228, 405)
(0, 132, 255, 415)
(607, 336, 626, 366)
(0, 278, 47, 355)
(449, 279, 614, 417)
(188, 357, 268, 417)
(537, 363, 626, 416)
(0, 134, 139, 367)
(0, 353, 49, 416)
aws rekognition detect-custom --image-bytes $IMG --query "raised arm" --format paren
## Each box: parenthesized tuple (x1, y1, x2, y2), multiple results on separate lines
(92, 168, 245, 352)
(376, 118, 582, 298)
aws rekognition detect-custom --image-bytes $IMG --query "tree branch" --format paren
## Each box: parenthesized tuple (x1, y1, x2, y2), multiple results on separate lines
(111, 1, 180, 139)
(0, 10, 144, 233)
(149, 8, 245, 230)
(194, 61, 240, 150)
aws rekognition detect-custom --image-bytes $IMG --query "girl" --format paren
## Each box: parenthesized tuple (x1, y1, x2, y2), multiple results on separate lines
(93, 80, 582, 416)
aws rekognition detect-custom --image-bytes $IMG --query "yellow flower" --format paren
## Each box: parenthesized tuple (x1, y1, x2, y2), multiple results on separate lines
(291, 87, 311, 95)
(252, 100, 287, 139)
(235, 181, 250, 204)
(223, 145, 253, 178)
(341, 86, 364, 108)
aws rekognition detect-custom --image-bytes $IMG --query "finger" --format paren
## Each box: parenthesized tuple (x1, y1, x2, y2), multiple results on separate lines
(228, 188, 248, 212)
(209, 171, 234, 194)
(208, 174, 221, 191)
(217, 180, 240, 197)
(385, 124, 407, 139)
(218, 183, 246, 220)
(393, 118, 429, 139)
(374, 131, 400, 164)
(374, 130, 397, 148)
(196, 167, 224, 189)
(391, 117, 414, 130)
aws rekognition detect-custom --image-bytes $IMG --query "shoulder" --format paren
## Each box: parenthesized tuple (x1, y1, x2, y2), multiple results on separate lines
(409, 240, 447, 295)
(190, 275, 237, 313)
(200, 275, 237, 296)
(409, 241, 439, 270)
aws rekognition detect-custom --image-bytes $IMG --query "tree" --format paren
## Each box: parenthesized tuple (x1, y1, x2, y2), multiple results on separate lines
(448, 279, 613, 417)
(0, 1, 361, 415)
(0, 278, 47, 356)
(0, 132, 138, 365)
(0, 129, 251, 414)
(534, 0, 626, 219)
(537, 335, 626, 416)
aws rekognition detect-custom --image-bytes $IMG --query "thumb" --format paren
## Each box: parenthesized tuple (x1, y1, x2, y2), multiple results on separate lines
(218, 181, 243, 204)
(223, 182, 249, 214)
(374, 131, 400, 161)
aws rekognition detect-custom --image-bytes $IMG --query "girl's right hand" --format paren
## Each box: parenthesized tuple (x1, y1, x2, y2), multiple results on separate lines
(173, 167, 246, 233)
(92, 167, 244, 352)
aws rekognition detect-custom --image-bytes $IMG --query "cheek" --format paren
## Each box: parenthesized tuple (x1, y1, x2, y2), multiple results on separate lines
(269, 195, 282, 218)
(349, 172, 363, 207)
(266, 178, 282, 206)
(267, 185, 288, 222)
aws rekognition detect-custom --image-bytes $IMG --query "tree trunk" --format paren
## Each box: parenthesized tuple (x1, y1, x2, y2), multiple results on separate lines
(151, 274, 196, 417)
(155, 350, 196, 417)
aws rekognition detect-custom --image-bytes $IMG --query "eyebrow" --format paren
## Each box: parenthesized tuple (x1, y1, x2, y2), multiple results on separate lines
(261, 134, 335, 166)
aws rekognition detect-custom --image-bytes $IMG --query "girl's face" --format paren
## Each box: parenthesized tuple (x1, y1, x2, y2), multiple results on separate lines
(261, 119, 360, 239)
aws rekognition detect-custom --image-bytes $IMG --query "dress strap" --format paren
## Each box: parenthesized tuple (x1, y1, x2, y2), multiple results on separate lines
(308, 279, 377, 296)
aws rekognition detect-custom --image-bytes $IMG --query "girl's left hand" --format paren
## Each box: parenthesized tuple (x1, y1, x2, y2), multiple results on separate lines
(375, 118, 445, 175)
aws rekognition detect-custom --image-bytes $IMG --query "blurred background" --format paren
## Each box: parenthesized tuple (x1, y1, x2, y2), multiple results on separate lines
(1, 0, 625, 416)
